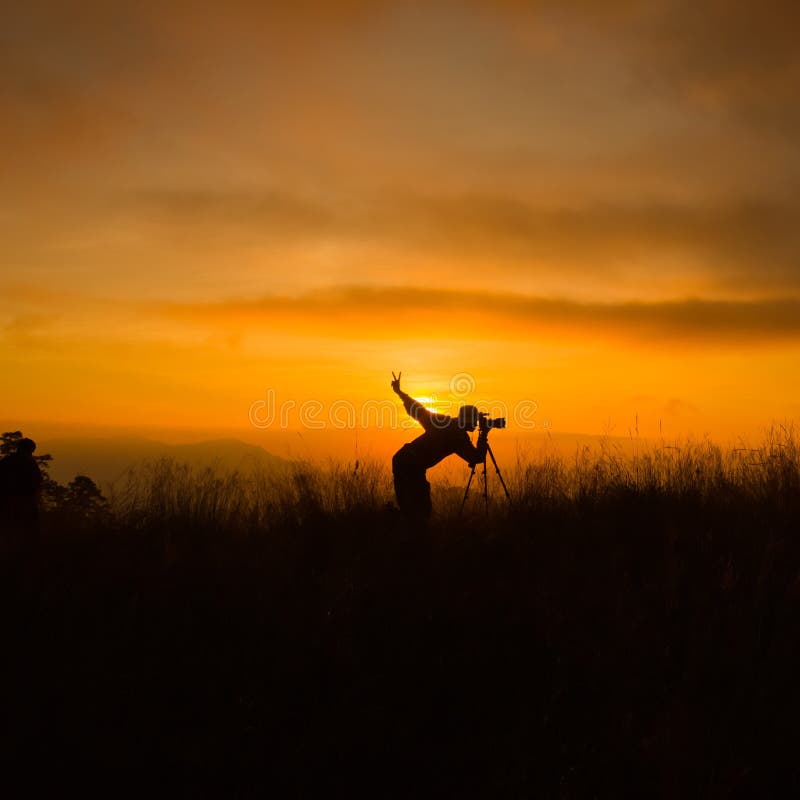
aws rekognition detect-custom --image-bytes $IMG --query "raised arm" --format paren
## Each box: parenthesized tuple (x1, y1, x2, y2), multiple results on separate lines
(391, 372, 434, 432)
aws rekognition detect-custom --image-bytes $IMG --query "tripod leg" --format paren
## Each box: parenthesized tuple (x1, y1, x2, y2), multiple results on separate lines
(486, 444, 513, 503)
(459, 464, 477, 517)
(482, 459, 489, 515)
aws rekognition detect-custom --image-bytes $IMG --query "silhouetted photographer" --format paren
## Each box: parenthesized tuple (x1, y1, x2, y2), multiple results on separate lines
(391, 372, 501, 522)
(0, 437, 43, 554)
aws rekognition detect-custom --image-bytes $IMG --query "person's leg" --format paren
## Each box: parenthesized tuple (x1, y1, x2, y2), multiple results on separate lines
(420, 477, 432, 520)
(392, 455, 431, 523)
(21, 497, 40, 558)
(392, 452, 412, 513)
(401, 470, 431, 525)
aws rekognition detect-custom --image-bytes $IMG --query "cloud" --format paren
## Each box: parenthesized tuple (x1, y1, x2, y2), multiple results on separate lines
(10, 283, 800, 350)
(0, 313, 61, 350)
(122, 189, 337, 239)
(0, 3, 158, 172)
(490, 0, 800, 120)
(2, 1, 798, 302)
(118, 187, 800, 294)
(635, 0, 800, 119)
(164, 286, 800, 344)
(391, 193, 800, 290)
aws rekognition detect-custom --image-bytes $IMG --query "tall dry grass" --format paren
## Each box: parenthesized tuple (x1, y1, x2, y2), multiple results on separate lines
(109, 457, 389, 534)
(106, 425, 800, 532)
(6, 426, 799, 795)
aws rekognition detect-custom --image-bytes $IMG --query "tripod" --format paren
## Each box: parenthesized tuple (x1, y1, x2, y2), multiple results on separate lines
(459, 441, 512, 516)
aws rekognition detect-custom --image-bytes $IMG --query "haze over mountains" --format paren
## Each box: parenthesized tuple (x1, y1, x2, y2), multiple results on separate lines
(27, 431, 659, 488)
(37, 437, 287, 486)
(4, 415, 699, 489)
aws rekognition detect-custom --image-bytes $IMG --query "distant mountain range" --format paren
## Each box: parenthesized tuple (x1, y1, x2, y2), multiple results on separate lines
(21, 428, 660, 488)
(38, 436, 288, 486)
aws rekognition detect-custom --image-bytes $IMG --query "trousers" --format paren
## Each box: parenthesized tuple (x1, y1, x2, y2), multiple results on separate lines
(392, 452, 432, 522)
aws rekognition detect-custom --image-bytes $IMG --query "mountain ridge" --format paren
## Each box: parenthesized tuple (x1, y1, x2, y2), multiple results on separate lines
(37, 435, 289, 486)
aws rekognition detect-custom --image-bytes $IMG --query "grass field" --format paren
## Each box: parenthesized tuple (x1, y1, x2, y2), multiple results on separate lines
(2, 428, 799, 795)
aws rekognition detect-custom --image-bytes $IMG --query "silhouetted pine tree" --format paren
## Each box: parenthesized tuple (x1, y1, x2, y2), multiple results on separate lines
(64, 475, 110, 522)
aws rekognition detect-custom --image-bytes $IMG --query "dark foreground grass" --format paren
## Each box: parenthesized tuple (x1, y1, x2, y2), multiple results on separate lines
(2, 433, 799, 796)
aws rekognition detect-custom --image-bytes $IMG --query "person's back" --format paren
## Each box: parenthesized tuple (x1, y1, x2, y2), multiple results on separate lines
(394, 415, 477, 471)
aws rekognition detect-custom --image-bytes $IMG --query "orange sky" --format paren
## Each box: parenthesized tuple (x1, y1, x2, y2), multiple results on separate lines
(2, 0, 799, 451)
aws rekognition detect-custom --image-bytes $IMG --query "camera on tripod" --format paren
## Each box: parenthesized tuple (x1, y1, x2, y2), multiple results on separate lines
(462, 413, 512, 515)
(478, 413, 506, 431)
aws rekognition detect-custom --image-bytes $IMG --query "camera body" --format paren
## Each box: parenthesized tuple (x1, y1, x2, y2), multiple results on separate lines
(479, 413, 507, 431)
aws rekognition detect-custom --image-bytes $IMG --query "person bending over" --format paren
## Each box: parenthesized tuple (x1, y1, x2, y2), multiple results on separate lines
(391, 372, 488, 523)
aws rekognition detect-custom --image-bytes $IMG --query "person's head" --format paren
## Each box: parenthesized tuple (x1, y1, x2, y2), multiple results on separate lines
(17, 438, 36, 455)
(457, 405, 480, 431)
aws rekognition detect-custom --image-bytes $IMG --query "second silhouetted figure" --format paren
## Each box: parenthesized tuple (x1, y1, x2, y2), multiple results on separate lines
(0, 437, 43, 551)
(391, 372, 489, 523)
